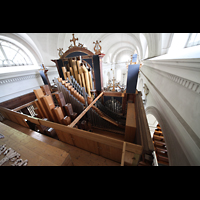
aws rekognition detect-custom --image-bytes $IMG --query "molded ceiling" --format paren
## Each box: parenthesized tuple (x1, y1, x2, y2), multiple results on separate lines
(3, 33, 175, 66)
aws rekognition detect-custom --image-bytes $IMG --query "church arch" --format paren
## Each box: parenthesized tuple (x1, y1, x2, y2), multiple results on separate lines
(140, 33, 148, 59)
(138, 78, 143, 93)
(0, 35, 41, 74)
(146, 106, 169, 165)
(146, 106, 166, 138)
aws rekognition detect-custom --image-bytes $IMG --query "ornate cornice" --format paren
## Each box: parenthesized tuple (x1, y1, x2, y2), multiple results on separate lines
(142, 58, 200, 95)
(140, 66, 200, 95)
(140, 69, 200, 150)
(0, 74, 41, 85)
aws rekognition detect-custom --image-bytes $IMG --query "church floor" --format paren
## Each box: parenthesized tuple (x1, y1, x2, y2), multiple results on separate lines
(1, 120, 120, 166)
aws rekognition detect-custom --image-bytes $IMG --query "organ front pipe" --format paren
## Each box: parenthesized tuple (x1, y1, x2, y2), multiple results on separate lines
(81, 63, 91, 97)
(76, 56, 81, 76)
(79, 65, 86, 90)
(78, 74, 82, 87)
(88, 69, 93, 90)
(69, 67, 74, 77)
(72, 58, 79, 83)
(67, 71, 71, 81)
(62, 66, 67, 80)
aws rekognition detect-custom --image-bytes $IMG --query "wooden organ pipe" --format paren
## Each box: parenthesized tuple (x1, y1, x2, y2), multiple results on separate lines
(62, 66, 67, 80)
(76, 57, 81, 81)
(62, 116, 71, 125)
(53, 106, 65, 125)
(58, 78, 62, 82)
(81, 63, 91, 96)
(67, 71, 71, 81)
(33, 88, 48, 118)
(88, 69, 93, 90)
(79, 66, 86, 89)
(72, 58, 79, 83)
(78, 74, 82, 87)
(69, 67, 74, 77)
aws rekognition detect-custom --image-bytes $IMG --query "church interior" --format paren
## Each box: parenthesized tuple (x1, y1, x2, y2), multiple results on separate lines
(0, 33, 199, 166)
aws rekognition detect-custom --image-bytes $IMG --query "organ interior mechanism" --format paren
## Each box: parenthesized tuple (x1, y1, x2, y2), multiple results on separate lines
(0, 34, 154, 166)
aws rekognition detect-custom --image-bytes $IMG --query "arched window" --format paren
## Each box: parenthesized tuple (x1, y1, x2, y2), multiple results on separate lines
(185, 33, 200, 48)
(0, 39, 33, 67)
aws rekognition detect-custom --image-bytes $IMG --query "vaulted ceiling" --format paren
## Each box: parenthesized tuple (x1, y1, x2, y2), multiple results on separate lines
(0, 33, 174, 67)
(26, 33, 164, 66)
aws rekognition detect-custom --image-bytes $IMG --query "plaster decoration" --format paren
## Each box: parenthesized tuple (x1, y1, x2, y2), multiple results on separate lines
(143, 83, 149, 96)
(141, 69, 200, 165)
(0, 74, 41, 85)
(141, 69, 200, 147)
(142, 65, 200, 95)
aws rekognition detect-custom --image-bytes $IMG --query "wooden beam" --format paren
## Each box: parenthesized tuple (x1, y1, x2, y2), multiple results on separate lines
(125, 103, 137, 143)
(103, 91, 123, 97)
(0, 105, 143, 163)
(38, 117, 143, 154)
(121, 142, 126, 166)
(68, 92, 104, 128)
(12, 100, 35, 112)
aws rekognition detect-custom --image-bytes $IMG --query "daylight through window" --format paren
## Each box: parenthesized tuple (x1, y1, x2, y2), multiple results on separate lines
(186, 33, 200, 48)
(0, 39, 33, 67)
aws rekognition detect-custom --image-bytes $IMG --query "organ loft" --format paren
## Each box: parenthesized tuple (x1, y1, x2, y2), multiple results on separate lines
(0, 34, 154, 166)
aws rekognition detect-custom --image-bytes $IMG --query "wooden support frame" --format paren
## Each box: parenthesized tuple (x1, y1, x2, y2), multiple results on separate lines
(68, 92, 104, 128)
(125, 103, 137, 143)
(0, 104, 143, 164)
(121, 142, 126, 166)
(12, 100, 35, 112)
(0, 91, 154, 165)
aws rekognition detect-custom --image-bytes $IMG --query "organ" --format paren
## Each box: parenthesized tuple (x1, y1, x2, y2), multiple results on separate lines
(0, 34, 154, 166)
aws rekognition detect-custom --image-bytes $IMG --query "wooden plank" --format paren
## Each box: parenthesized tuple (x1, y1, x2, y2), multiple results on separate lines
(0, 92, 36, 109)
(72, 135, 99, 155)
(136, 92, 154, 152)
(12, 100, 35, 112)
(55, 130, 75, 146)
(0, 122, 73, 166)
(38, 118, 143, 154)
(125, 103, 136, 143)
(103, 91, 123, 97)
(0, 106, 143, 163)
(68, 92, 104, 128)
(121, 142, 126, 166)
(2, 120, 119, 166)
(0, 106, 40, 126)
(126, 142, 143, 155)
(98, 142, 122, 163)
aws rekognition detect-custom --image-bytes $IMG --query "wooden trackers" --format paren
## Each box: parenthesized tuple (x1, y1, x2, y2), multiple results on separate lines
(125, 103, 137, 143)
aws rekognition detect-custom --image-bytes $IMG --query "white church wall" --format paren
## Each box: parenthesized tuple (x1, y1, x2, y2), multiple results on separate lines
(139, 58, 200, 166)
(0, 67, 59, 103)
(0, 69, 43, 103)
(0, 34, 59, 103)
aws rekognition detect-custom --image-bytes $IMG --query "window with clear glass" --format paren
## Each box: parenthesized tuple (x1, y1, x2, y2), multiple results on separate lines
(0, 39, 33, 67)
(185, 33, 200, 48)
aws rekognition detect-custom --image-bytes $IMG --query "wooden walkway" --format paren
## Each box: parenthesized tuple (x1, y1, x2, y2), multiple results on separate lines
(2, 120, 119, 166)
